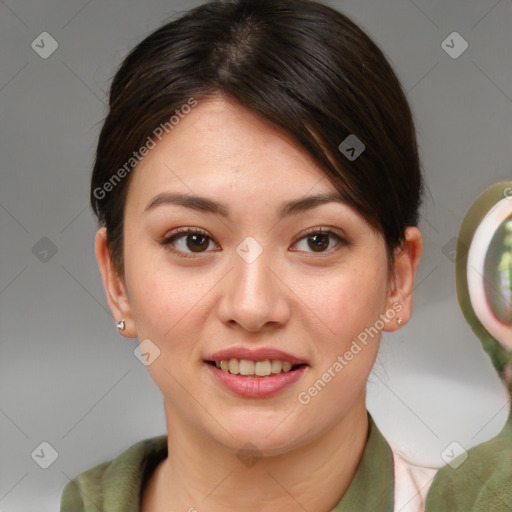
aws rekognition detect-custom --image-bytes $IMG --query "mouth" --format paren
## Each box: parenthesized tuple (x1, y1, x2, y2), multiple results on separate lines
(205, 358, 308, 377)
(203, 347, 309, 397)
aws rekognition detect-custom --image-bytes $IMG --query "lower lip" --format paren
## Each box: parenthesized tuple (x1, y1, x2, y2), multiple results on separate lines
(204, 362, 308, 398)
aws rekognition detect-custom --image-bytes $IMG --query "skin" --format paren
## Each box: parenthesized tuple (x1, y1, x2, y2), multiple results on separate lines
(95, 94, 423, 512)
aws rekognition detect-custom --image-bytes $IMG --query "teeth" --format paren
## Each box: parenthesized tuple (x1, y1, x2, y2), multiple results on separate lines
(228, 358, 239, 374)
(214, 358, 299, 376)
(255, 360, 271, 376)
(271, 360, 282, 373)
(239, 359, 254, 375)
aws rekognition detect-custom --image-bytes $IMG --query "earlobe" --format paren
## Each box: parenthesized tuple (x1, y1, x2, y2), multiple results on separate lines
(383, 227, 423, 332)
(94, 227, 136, 337)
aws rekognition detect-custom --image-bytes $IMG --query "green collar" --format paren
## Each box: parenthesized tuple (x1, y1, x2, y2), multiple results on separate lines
(330, 412, 394, 511)
(61, 412, 394, 512)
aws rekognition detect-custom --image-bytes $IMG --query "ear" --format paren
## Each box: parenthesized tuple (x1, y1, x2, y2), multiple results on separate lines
(382, 226, 423, 332)
(95, 227, 137, 337)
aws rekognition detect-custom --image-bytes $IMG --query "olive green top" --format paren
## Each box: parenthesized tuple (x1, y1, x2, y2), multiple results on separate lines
(425, 408, 512, 512)
(60, 412, 394, 512)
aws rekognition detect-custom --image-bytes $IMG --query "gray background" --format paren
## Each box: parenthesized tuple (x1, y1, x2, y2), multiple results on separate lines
(1, 0, 511, 510)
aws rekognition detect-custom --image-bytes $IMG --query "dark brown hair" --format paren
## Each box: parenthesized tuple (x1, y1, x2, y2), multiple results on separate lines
(90, 0, 423, 276)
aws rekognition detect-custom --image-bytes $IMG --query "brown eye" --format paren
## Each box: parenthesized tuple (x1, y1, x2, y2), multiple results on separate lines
(185, 234, 210, 252)
(307, 233, 330, 252)
(161, 228, 217, 257)
(293, 228, 346, 254)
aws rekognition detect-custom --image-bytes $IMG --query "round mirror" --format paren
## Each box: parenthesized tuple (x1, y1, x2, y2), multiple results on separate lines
(467, 197, 512, 349)
(456, 182, 512, 386)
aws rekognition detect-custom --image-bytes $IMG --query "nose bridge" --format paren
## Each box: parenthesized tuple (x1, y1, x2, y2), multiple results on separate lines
(233, 235, 276, 308)
(218, 235, 289, 331)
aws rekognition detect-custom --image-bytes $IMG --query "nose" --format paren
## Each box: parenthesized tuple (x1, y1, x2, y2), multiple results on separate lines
(216, 244, 291, 333)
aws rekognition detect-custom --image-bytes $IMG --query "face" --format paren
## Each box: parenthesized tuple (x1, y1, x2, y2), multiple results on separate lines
(97, 95, 420, 455)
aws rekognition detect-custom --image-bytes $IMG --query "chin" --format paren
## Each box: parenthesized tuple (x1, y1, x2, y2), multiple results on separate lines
(209, 414, 307, 455)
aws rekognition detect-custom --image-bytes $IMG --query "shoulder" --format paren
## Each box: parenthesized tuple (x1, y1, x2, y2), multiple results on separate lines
(60, 435, 168, 512)
(60, 460, 112, 512)
(425, 423, 512, 511)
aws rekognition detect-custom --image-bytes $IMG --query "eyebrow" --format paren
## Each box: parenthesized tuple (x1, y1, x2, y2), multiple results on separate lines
(144, 191, 348, 218)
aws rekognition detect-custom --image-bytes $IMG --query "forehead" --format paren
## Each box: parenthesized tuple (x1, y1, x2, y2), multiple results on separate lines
(125, 95, 341, 209)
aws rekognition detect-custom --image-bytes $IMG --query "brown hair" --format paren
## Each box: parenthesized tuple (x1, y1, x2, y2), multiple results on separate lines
(90, 0, 423, 276)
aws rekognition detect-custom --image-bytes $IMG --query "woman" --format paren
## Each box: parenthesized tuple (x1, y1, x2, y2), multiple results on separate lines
(60, 0, 425, 510)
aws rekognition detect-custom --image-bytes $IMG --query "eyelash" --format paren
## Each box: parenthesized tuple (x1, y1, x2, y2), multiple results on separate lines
(160, 226, 347, 259)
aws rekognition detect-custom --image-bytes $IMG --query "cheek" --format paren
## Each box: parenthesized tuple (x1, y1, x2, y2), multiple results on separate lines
(296, 266, 387, 416)
(298, 262, 388, 341)
(123, 242, 216, 342)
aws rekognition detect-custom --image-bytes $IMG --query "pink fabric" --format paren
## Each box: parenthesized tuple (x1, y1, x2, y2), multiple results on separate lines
(392, 450, 439, 512)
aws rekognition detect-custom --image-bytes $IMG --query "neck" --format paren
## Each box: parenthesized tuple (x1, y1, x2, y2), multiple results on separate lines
(142, 393, 370, 512)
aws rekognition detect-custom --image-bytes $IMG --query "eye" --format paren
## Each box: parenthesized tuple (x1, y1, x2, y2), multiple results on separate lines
(160, 226, 347, 258)
(160, 227, 218, 258)
(292, 228, 347, 254)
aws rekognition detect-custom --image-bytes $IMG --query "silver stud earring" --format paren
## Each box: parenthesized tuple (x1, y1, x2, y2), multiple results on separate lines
(116, 319, 125, 331)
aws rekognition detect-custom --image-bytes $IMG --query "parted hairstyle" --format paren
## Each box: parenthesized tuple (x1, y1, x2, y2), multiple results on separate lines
(90, 0, 424, 276)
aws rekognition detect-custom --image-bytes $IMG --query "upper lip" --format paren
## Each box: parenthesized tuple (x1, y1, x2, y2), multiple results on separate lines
(205, 347, 308, 366)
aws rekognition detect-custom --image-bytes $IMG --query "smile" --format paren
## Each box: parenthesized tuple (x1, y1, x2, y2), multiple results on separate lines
(204, 360, 308, 398)
(207, 358, 306, 376)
